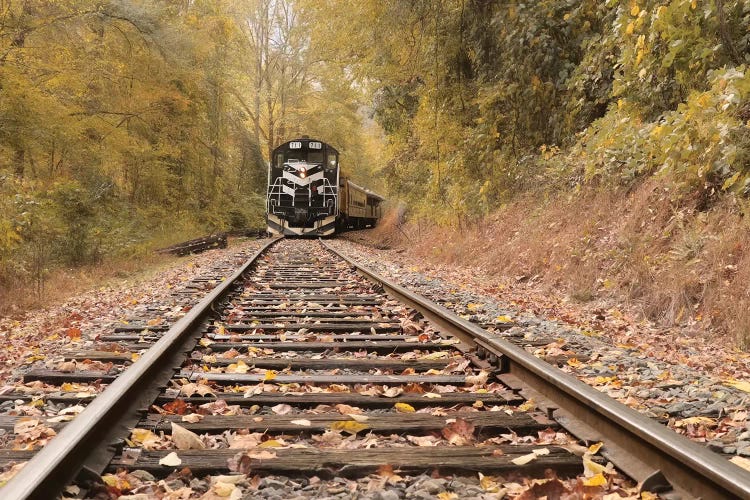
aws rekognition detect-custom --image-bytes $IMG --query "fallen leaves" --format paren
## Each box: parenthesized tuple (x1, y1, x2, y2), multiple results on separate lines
(228, 449, 278, 474)
(12, 418, 56, 450)
(226, 360, 250, 374)
(730, 456, 750, 472)
(64, 327, 82, 340)
(0, 462, 26, 487)
(381, 387, 403, 398)
(376, 464, 404, 485)
(441, 418, 475, 446)
(465, 370, 490, 386)
(394, 402, 415, 413)
(329, 420, 370, 435)
(407, 435, 441, 447)
(271, 403, 292, 415)
(726, 379, 750, 393)
(158, 451, 182, 467)
(129, 429, 162, 450)
(171, 422, 205, 450)
(510, 447, 550, 465)
(180, 381, 216, 398)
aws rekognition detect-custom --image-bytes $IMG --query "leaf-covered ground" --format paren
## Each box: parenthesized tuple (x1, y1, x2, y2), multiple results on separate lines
(0, 239, 266, 389)
(332, 233, 750, 463)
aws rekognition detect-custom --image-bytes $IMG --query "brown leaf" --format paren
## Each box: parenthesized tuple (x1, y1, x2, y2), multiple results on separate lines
(441, 418, 475, 446)
(271, 403, 292, 415)
(65, 328, 82, 340)
(382, 387, 403, 398)
(163, 399, 190, 415)
(180, 382, 215, 398)
(334, 404, 363, 415)
(407, 435, 441, 447)
(171, 422, 205, 450)
(377, 464, 404, 485)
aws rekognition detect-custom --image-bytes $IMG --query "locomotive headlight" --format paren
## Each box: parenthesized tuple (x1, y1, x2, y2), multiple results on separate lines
(299, 166, 307, 178)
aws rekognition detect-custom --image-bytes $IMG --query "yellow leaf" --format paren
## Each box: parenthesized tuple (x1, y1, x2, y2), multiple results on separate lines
(567, 358, 583, 368)
(726, 379, 750, 393)
(199, 338, 214, 347)
(583, 456, 608, 476)
(518, 399, 535, 412)
(130, 428, 161, 449)
(330, 420, 370, 435)
(227, 360, 250, 374)
(101, 474, 130, 490)
(588, 442, 603, 454)
(495, 315, 512, 323)
(730, 456, 750, 472)
(437, 493, 458, 500)
(630, 4, 640, 16)
(478, 473, 500, 493)
(420, 352, 450, 360)
(213, 482, 237, 497)
(264, 369, 278, 381)
(258, 439, 284, 448)
(676, 416, 716, 427)
(583, 473, 607, 486)
(723, 172, 741, 191)
(625, 22, 634, 35)
(395, 403, 415, 413)
(130, 353, 141, 362)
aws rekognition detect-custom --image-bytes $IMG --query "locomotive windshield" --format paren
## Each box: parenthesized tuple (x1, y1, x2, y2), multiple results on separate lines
(274, 140, 337, 169)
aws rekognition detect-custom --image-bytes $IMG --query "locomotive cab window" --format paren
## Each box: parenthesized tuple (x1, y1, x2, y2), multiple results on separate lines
(275, 153, 284, 168)
(308, 150, 325, 164)
(327, 153, 337, 169)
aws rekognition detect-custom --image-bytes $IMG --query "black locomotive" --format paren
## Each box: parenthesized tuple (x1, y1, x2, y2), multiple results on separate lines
(266, 138, 383, 236)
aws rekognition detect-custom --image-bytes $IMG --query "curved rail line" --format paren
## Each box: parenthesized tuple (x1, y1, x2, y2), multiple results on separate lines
(1, 237, 749, 499)
(321, 239, 750, 499)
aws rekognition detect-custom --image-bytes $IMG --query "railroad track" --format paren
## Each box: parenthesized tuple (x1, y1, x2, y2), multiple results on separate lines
(1, 239, 749, 498)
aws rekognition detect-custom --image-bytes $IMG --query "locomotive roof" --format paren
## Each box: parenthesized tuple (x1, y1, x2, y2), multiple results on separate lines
(274, 138, 338, 153)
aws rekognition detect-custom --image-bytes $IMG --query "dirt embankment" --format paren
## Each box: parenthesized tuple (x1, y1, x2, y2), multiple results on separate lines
(353, 180, 750, 349)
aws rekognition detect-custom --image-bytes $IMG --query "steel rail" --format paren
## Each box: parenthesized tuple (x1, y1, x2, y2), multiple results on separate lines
(323, 240, 750, 499)
(3, 237, 280, 500)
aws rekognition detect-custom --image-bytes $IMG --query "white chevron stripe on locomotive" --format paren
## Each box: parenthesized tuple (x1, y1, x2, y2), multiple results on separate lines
(282, 170, 324, 186)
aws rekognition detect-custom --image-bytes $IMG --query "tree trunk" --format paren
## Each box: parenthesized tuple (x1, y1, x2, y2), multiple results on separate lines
(13, 148, 24, 178)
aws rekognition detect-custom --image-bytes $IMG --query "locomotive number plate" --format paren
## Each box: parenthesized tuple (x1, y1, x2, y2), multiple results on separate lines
(289, 141, 302, 149)
(308, 141, 322, 149)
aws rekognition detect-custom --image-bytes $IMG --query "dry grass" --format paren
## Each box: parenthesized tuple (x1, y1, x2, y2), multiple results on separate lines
(0, 251, 181, 318)
(373, 180, 750, 348)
